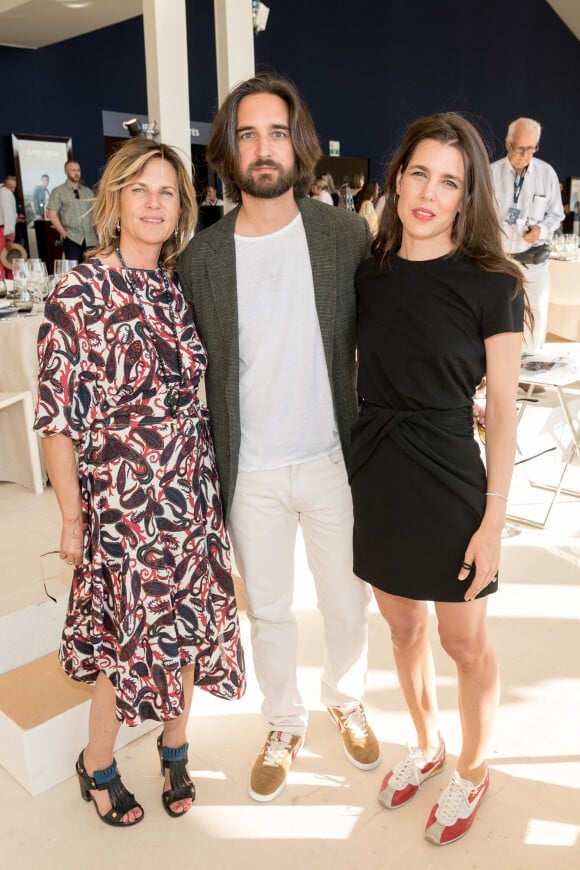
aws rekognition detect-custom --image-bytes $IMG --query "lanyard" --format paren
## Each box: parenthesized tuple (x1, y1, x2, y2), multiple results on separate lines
(512, 165, 527, 205)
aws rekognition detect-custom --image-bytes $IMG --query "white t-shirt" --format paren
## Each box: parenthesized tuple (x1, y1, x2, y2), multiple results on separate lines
(235, 213, 340, 471)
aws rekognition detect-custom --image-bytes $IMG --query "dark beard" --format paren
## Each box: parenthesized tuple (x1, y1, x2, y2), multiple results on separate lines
(235, 160, 298, 199)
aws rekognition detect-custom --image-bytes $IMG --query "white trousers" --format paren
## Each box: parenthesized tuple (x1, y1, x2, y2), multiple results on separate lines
(522, 262, 550, 353)
(228, 450, 372, 735)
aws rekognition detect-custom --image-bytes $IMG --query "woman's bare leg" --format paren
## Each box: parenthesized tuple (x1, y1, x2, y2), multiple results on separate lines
(374, 589, 442, 757)
(82, 672, 142, 823)
(160, 664, 195, 813)
(435, 598, 499, 783)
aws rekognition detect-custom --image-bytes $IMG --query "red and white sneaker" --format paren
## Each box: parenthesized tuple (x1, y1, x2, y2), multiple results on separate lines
(378, 742, 446, 809)
(424, 768, 489, 845)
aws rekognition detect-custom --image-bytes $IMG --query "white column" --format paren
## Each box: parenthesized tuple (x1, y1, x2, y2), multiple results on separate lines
(142, 0, 191, 165)
(213, 0, 255, 103)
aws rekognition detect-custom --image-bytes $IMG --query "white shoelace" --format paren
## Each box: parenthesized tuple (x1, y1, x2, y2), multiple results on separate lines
(262, 732, 296, 768)
(435, 772, 473, 824)
(342, 706, 369, 739)
(390, 748, 424, 787)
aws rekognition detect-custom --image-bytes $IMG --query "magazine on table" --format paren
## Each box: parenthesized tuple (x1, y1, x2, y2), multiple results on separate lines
(520, 345, 580, 383)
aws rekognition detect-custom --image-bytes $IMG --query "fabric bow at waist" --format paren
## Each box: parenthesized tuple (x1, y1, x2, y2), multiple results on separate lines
(348, 402, 475, 485)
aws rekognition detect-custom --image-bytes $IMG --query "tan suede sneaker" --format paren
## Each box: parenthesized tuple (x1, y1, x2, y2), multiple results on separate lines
(328, 703, 381, 770)
(248, 730, 304, 802)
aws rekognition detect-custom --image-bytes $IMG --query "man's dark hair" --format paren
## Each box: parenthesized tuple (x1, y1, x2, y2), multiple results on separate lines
(206, 72, 322, 203)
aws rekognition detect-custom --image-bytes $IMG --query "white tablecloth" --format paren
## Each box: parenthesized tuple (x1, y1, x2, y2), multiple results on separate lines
(0, 311, 47, 489)
(548, 260, 580, 341)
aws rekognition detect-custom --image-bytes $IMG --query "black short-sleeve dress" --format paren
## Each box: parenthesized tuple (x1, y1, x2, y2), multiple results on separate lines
(349, 252, 523, 602)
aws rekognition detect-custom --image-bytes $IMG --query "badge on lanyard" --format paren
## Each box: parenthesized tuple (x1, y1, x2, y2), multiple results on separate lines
(506, 206, 520, 226)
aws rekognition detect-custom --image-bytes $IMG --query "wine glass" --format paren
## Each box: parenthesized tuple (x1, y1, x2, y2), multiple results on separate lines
(11, 259, 29, 300)
(51, 258, 67, 294)
(28, 259, 48, 281)
(54, 259, 78, 275)
(28, 260, 49, 309)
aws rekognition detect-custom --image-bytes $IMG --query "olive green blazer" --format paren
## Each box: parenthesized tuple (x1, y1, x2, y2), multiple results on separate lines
(177, 196, 369, 520)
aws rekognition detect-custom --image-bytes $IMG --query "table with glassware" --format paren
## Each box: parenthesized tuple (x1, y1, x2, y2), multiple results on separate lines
(0, 258, 78, 490)
(507, 341, 580, 529)
(547, 236, 580, 341)
(0, 305, 46, 489)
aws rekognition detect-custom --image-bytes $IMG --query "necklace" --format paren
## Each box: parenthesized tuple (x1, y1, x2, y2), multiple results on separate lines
(116, 249, 185, 419)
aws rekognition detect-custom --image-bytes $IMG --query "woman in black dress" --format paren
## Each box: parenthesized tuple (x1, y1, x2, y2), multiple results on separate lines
(350, 114, 528, 845)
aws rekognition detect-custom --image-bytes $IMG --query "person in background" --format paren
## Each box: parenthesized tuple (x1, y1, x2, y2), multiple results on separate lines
(0, 175, 17, 280)
(47, 159, 97, 263)
(350, 113, 529, 845)
(324, 172, 340, 206)
(357, 178, 379, 236)
(35, 138, 245, 828)
(311, 174, 334, 205)
(340, 171, 364, 212)
(490, 117, 563, 351)
(350, 171, 365, 212)
(201, 184, 224, 206)
(32, 174, 51, 219)
(178, 72, 378, 805)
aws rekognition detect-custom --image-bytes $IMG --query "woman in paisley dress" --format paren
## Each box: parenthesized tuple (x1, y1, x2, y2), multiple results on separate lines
(35, 138, 245, 827)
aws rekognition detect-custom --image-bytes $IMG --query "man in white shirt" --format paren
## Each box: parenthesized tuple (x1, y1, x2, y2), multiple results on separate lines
(0, 175, 17, 279)
(178, 73, 378, 803)
(201, 184, 224, 206)
(491, 117, 564, 351)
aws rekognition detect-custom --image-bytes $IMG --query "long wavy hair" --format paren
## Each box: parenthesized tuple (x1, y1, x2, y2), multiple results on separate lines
(358, 178, 378, 209)
(91, 138, 197, 273)
(373, 113, 527, 305)
(206, 72, 322, 203)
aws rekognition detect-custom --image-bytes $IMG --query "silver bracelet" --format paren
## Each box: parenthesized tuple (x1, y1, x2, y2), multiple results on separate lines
(486, 491, 508, 502)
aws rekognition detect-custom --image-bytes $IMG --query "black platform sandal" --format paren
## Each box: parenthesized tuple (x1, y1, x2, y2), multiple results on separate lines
(157, 734, 196, 817)
(76, 751, 144, 827)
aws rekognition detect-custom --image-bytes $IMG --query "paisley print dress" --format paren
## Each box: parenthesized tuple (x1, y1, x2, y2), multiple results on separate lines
(35, 260, 245, 725)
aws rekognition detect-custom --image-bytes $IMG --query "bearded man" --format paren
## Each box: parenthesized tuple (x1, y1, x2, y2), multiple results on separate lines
(178, 73, 379, 803)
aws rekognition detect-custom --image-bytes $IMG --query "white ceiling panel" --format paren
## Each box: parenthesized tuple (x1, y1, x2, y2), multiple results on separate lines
(0, 1, 578, 52)
(0, 0, 143, 50)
